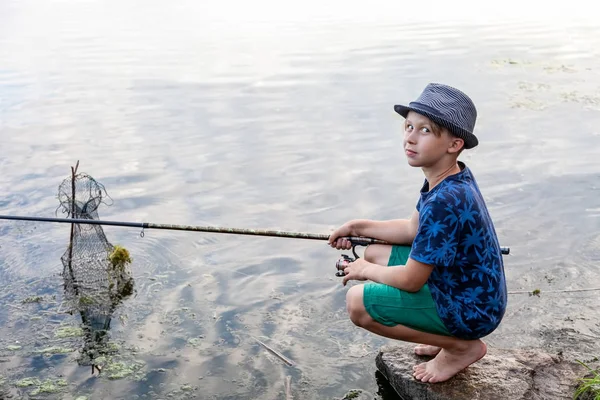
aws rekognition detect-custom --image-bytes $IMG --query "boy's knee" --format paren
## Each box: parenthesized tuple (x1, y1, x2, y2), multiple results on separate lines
(363, 245, 375, 263)
(346, 285, 370, 327)
(363, 244, 390, 265)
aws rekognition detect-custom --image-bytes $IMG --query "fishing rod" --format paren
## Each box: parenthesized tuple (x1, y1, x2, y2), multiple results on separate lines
(0, 214, 385, 246)
(0, 214, 511, 255)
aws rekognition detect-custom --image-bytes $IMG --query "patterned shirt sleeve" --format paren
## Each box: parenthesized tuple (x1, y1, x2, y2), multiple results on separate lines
(411, 193, 460, 267)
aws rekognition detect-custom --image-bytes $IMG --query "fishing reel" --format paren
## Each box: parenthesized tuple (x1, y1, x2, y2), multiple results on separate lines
(335, 254, 354, 277)
(335, 244, 360, 277)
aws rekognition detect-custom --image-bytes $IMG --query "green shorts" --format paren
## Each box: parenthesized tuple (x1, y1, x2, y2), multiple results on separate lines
(363, 245, 451, 336)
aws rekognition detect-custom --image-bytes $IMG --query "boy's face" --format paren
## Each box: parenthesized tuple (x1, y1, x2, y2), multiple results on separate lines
(403, 111, 462, 168)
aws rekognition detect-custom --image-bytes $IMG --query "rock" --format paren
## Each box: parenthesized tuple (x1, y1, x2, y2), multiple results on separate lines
(376, 343, 588, 400)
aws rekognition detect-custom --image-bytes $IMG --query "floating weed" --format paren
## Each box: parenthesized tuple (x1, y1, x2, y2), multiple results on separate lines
(35, 346, 74, 355)
(14, 378, 68, 395)
(491, 58, 525, 66)
(561, 91, 581, 102)
(166, 384, 198, 398)
(21, 296, 44, 304)
(181, 384, 195, 392)
(109, 245, 132, 270)
(543, 64, 576, 73)
(510, 98, 547, 111)
(187, 336, 204, 348)
(107, 342, 121, 352)
(6, 345, 22, 351)
(341, 389, 363, 399)
(95, 356, 145, 380)
(518, 81, 551, 92)
(78, 296, 96, 306)
(530, 289, 541, 297)
(15, 377, 39, 387)
(30, 378, 68, 395)
(104, 361, 144, 380)
(560, 92, 600, 107)
(54, 326, 85, 338)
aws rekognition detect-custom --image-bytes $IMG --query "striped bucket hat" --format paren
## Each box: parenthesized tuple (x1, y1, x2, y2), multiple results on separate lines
(394, 83, 479, 149)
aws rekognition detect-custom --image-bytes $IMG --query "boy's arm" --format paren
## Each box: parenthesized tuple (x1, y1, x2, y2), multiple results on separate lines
(354, 258, 433, 292)
(343, 210, 420, 245)
(354, 193, 459, 292)
(340, 209, 435, 292)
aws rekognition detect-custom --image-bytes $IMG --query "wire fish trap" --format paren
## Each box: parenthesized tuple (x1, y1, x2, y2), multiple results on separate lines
(58, 171, 133, 301)
(57, 162, 134, 370)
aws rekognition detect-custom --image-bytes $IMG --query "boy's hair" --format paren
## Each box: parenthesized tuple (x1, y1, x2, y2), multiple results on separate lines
(420, 118, 465, 154)
(427, 119, 443, 137)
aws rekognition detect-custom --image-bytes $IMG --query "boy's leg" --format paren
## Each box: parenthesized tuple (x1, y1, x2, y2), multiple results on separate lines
(362, 244, 393, 266)
(414, 344, 442, 356)
(364, 244, 444, 357)
(346, 284, 486, 383)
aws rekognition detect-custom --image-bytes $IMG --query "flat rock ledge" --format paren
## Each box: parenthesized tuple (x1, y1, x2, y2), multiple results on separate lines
(376, 343, 589, 400)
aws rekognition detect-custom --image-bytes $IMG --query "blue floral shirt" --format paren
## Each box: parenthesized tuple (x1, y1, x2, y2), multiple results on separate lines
(410, 162, 507, 340)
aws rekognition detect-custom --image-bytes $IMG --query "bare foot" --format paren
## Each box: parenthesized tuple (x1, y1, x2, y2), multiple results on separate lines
(412, 340, 487, 383)
(414, 344, 441, 357)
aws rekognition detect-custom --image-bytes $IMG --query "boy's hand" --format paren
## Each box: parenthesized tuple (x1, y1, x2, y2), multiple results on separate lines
(341, 258, 372, 286)
(328, 222, 354, 250)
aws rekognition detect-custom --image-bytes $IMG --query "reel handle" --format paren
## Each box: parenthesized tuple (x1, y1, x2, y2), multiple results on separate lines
(334, 243, 361, 277)
(335, 254, 354, 277)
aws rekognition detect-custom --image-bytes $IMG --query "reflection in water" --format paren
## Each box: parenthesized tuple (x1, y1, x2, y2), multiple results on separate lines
(58, 163, 135, 374)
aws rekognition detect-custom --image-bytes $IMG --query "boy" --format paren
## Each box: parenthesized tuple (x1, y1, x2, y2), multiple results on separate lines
(328, 83, 507, 383)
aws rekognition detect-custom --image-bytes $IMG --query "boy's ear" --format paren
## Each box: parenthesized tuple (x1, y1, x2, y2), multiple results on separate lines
(448, 137, 465, 154)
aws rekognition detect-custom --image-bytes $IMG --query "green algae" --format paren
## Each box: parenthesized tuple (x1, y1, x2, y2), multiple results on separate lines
(14, 377, 68, 395)
(21, 296, 44, 304)
(15, 377, 39, 387)
(104, 362, 143, 380)
(187, 337, 203, 348)
(181, 384, 194, 392)
(54, 326, 85, 338)
(95, 356, 145, 380)
(109, 245, 132, 269)
(341, 389, 362, 399)
(35, 346, 73, 355)
(30, 378, 68, 395)
(107, 342, 121, 352)
(78, 296, 96, 306)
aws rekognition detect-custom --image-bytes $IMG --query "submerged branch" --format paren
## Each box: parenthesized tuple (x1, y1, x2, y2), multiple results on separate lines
(252, 336, 295, 367)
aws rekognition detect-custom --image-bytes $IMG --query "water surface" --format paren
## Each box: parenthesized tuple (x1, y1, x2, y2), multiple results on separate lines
(1, 1, 600, 398)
